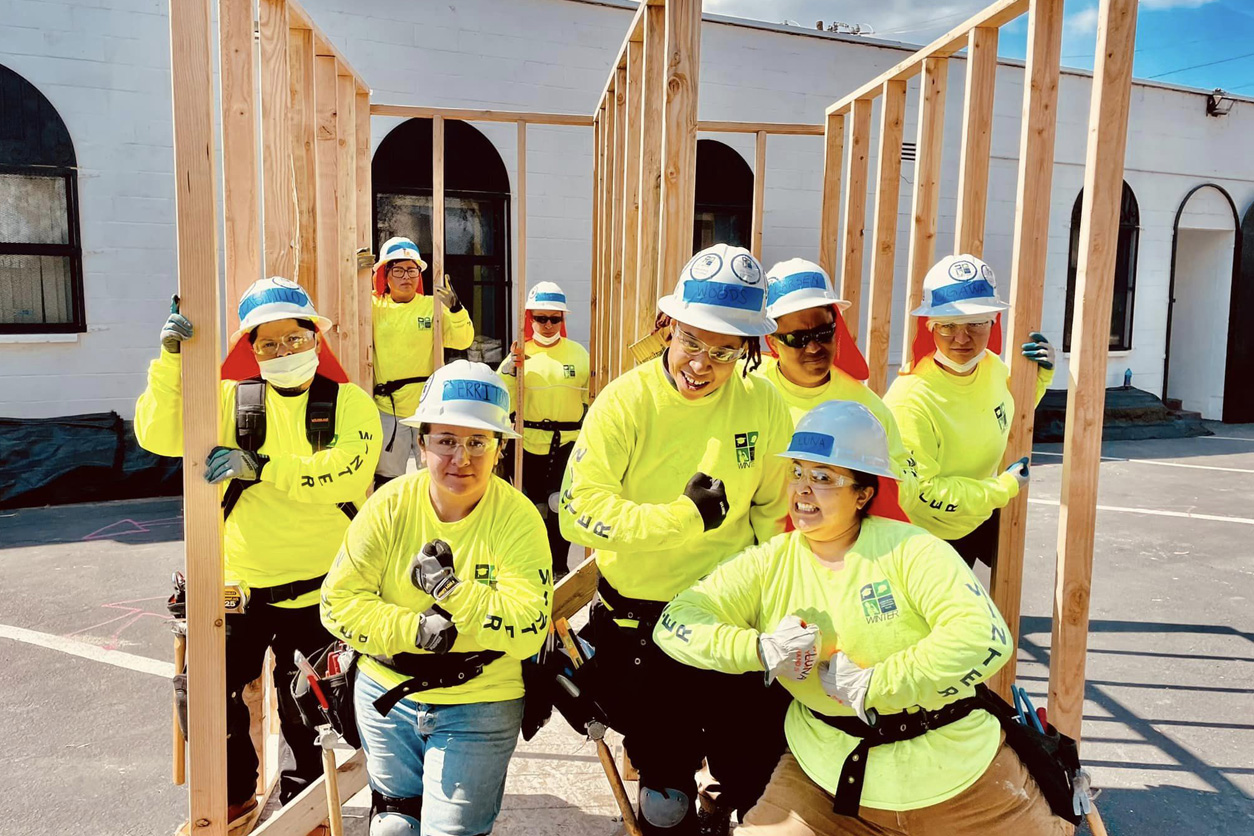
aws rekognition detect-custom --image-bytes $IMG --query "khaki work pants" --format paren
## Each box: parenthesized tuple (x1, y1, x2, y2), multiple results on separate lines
(738, 744, 1074, 836)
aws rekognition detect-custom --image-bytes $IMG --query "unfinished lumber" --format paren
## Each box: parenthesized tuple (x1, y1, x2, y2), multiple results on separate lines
(370, 104, 592, 127)
(634, 2, 666, 346)
(600, 93, 617, 389)
(432, 115, 445, 371)
(817, 112, 844, 282)
(514, 122, 528, 486)
(313, 53, 341, 351)
(839, 99, 872, 342)
(657, 0, 702, 295)
(954, 26, 998, 256)
(261, 0, 296, 280)
(218, 0, 260, 306)
(588, 113, 601, 396)
(354, 88, 373, 390)
(751, 131, 766, 260)
(865, 80, 906, 395)
(289, 26, 319, 299)
(610, 67, 627, 378)
(336, 70, 359, 381)
(621, 40, 644, 352)
(250, 750, 368, 836)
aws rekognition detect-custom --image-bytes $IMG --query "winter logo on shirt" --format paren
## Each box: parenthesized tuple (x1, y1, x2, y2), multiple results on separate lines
(474, 563, 498, 588)
(860, 580, 899, 623)
(563, 364, 576, 378)
(735, 431, 759, 468)
(417, 315, 432, 329)
(994, 402, 1008, 432)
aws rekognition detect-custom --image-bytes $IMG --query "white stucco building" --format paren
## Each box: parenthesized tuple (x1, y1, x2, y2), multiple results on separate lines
(2, 0, 1252, 423)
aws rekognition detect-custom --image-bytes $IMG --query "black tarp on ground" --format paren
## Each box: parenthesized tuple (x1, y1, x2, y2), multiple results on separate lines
(0, 412, 181, 509)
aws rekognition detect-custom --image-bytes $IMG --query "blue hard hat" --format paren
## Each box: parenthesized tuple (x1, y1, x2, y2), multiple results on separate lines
(779, 400, 898, 480)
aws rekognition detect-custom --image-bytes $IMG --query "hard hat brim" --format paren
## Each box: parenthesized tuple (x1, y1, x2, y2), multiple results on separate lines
(658, 294, 777, 338)
(525, 302, 569, 312)
(776, 449, 899, 481)
(399, 409, 520, 439)
(910, 298, 1009, 319)
(373, 251, 430, 273)
(767, 294, 852, 320)
(228, 312, 334, 350)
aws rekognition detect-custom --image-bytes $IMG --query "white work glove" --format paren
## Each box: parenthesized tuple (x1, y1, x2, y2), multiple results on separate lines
(818, 651, 875, 724)
(1072, 767, 1093, 817)
(1020, 331, 1055, 371)
(434, 282, 460, 312)
(500, 341, 524, 376)
(756, 615, 820, 685)
(408, 539, 461, 601)
(1004, 455, 1030, 490)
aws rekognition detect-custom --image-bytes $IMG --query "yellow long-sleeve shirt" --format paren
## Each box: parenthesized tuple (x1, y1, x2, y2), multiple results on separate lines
(321, 471, 552, 704)
(559, 356, 793, 602)
(498, 337, 590, 456)
(372, 294, 475, 417)
(134, 350, 381, 607)
(654, 519, 1012, 811)
(883, 354, 1052, 539)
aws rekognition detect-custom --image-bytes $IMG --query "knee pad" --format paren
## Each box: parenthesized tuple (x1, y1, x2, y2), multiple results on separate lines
(370, 790, 421, 835)
(639, 784, 692, 829)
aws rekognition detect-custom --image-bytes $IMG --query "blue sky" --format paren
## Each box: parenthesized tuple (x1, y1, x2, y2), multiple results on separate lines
(703, 0, 1254, 95)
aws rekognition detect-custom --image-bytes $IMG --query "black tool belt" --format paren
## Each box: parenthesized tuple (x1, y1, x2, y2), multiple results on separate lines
(521, 416, 583, 456)
(373, 376, 428, 398)
(596, 577, 667, 628)
(370, 650, 505, 716)
(249, 574, 328, 606)
(809, 695, 984, 815)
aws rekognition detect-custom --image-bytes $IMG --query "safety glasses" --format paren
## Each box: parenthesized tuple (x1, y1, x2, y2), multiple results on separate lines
(788, 463, 855, 491)
(932, 320, 993, 338)
(776, 324, 837, 350)
(388, 266, 423, 278)
(422, 434, 499, 458)
(252, 330, 315, 358)
(671, 326, 746, 365)
(532, 315, 564, 326)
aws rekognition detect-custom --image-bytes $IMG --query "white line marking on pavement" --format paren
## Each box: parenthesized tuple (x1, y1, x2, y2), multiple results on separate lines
(0, 623, 174, 678)
(1200, 436, 1254, 442)
(1026, 498, 1254, 526)
(1031, 450, 1254, 474)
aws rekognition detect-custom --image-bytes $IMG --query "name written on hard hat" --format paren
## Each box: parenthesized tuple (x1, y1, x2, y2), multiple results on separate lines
(442, 379, 509, 409)
(682, 282, 765, 312)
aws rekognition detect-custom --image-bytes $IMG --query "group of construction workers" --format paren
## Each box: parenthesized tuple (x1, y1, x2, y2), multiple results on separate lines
(138, 231, 1068, 836)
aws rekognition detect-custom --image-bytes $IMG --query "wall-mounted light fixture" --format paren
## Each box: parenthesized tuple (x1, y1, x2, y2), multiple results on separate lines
(1207, 89, 1235, 117)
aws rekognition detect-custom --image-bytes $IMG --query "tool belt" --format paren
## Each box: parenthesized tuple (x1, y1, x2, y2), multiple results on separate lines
(291, 641, 362, 749)
(369, 650, 505, 716)
(373, 376, 428, 398)
(596, 577, 667, 629)
(810, 684, 1082, 824)
(520, 414, 584, 456)
(248, 575, 327, 606)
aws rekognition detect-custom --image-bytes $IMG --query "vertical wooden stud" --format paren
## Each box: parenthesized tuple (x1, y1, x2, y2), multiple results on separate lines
(818, 112, 844, 282)
(865, 80, 906, 395)
(657, 0, 702, 292)
(1049, 0, 1139, 743)
(955, 26, 999, 257)
(989, 0, 1065, 700)
(589, 114, 602, 396)
(901, 57, 948, 369)
(289, 26, 319, 299)
(336, 71, 359, 382)
(314, 53, 341, 352)
(840, 99, 873, 343)
(169, 0, 227, 829)
(751, 131, 766, 260)
(218, 0, 260, 310)
(432, 114, 446, 371)
(621, 41, 643, 353)
(514, 121, 527, 487)
(260, 0, 296, 280)
(635, 3, 666, 346)
(610, 67, 627, 378)
(355, 87, 373, 390)
(600, 94, 617, 389)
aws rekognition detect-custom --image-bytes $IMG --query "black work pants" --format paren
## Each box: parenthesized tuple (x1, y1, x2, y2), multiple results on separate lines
(585, 600, 790, 834)
(503, 440, 576, 576)
(224, 602, 331, 807)
(949, 509, 1001, 570)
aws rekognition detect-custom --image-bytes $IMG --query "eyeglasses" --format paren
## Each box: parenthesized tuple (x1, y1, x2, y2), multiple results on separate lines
(932, 320, 993, 338)
(422, 434, 499, 458)
(789, 463, 855, 491)
(776, 324, 837, 350)
(252, 330, 315, 358)
(389, 267, 423, 278)
(671, 326, 746, 365)
(532, 315, 564, 326)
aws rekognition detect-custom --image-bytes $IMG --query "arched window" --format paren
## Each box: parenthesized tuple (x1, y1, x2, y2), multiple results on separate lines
(693, 139, 753, 252)
(0, 64, 84, 333)
(373, 118, 511, 359)
(1063, 182, 1139, 351)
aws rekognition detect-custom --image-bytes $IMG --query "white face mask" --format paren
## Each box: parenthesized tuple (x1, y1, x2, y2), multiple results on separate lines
(532, 329, 561, 347)
(932, 348, 986, 374)
(258, 349, 320, 389)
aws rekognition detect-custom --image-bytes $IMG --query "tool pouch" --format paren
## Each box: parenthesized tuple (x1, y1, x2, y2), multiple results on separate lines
(173, 672, 189, 742)
(291, 641, 362, 749)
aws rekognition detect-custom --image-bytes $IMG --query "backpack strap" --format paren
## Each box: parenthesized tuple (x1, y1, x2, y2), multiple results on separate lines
(305, 374, 338, 452)
(222, 379, 267, 520)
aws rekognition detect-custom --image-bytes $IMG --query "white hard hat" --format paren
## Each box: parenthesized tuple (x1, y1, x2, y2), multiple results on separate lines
(657, 244, 776, 337)
(373, 236, 429, 272)
(911, 254, 1009, 319)
(765, 258, 850, 320)
(526, 281, 568, 312)
(779, 400, 898, 480)
(229, 277, 331, 348)
(400, 359, 520, 437)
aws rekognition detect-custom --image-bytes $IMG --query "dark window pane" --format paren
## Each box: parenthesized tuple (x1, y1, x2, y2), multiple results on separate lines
(1063, 183, 1139, 352)
(0, 253, 74, 325)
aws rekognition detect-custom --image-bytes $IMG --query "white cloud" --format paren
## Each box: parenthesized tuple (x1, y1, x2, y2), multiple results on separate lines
(1066, 7, 1100, 36)
(1141, 0, 1217, 8)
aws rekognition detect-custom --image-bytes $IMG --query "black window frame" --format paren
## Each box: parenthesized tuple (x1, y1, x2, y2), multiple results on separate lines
(1063, 182, 1139, 352)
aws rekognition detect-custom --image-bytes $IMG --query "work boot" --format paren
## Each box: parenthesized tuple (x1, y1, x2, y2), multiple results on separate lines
(174, 798, 258, 836)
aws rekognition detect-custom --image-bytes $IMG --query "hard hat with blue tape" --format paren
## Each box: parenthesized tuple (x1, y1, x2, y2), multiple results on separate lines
(526, 281, 569, 312)
(657, 244, 776, 337)
(779, 400, 897, 480)
(911, 254, 1009, 320)
(765, 258, 850, 320)
(373, 236, 429, 273)
(401, 359, 520, 437)
(228, 277, 332, 349)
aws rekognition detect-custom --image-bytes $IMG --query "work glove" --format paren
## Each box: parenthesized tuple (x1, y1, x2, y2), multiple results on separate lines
(416, 607, 458, 654)
(500, 341, 525, 376)
(757, 615, 820, 685)
(205, 446, 268, 484)
(1021, 331, 1055, 371)
(161, 294, 194, 354)
(434, 281, 461, 313)
(1072, 767, 1093, 817)
(684, 472, 728, 532)
(1004, 455, 1030, 491)
(408, 539, 461, 601)
(818, 651, 875, 724)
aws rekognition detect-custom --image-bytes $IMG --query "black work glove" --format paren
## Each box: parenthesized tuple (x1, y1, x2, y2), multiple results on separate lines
(416, 606, 458, 654)
(408, 539, 461, 601)
(684, 472, 728, 532)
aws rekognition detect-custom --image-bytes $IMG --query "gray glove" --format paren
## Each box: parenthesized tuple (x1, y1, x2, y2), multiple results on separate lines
(434, 282, 461, 313)
(205, 446, 267, 484)
(416, 607, 458, 654)
(684, 472, 728, 532)
(408, 539, 461, 601)
(161, 294, 194, 354)
(1004, 456, 1030, 490)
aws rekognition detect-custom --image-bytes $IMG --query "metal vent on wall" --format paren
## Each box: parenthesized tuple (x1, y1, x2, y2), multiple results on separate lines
(901, 141, 917, 162)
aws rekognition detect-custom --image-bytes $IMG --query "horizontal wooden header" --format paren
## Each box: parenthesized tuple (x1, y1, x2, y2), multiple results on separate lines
(826, 0, 1027, 115)
(595, 1, 647, 113)
(698, 120, 823, 136)
(288, 0, 369, 90)
(370, 103, 594, 127)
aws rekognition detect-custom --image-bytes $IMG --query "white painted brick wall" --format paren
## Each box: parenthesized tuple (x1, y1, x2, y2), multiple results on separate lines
(3, 0, 1254, 419)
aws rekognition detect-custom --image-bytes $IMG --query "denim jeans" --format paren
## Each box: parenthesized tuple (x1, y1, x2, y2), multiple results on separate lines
(355, 670, 524, 836)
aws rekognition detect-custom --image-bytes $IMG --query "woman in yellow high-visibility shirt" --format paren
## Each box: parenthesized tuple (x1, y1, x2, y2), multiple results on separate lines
(321, 359, 551, 836)
(560, 244, 793, 835)
(884, 254, 1055, 568)
(654, 400, 1069, 836)
(499, 281, 589, 579)
(371, 236, 476, 488)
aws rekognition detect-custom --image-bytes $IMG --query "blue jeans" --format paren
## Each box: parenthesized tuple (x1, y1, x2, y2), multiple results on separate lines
(355, 670, 524, 836)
